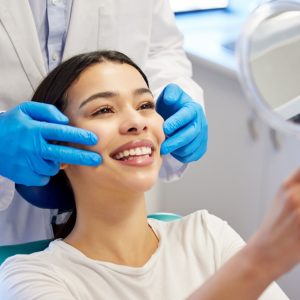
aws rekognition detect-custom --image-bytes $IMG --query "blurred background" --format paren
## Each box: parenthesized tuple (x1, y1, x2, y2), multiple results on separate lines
(146, 1, 300, 298)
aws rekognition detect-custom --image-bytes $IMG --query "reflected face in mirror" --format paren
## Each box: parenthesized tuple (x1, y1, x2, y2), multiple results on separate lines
(249, 10, 300, 122)
(62, 62, 165, 195)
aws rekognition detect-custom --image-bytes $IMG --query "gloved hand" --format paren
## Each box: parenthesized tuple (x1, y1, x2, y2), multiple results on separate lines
(156, 84, 208, 163)
(0, 102, 101, 186)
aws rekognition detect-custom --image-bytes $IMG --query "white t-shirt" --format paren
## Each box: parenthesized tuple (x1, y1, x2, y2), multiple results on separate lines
(0, 210, 288, 300)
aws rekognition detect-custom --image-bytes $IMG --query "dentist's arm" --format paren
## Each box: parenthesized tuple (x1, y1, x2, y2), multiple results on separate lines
(0, 102, 102, 186)
(145, 0, 204, 106)
(145, 0, 207, 181)
(188, 169, 300, 300)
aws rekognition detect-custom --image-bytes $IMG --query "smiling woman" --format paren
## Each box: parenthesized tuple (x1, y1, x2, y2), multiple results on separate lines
(32, 51, 165, 240)
(0, 51, 290, 300)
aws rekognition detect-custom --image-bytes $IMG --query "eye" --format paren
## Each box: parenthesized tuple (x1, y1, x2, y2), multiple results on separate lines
(91, 105, 114, 116)
(138, 101, 155, 110)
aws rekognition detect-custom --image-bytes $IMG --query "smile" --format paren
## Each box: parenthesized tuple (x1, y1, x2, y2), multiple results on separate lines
(114, 146, 152, 160)
(110, 140, 155, 167)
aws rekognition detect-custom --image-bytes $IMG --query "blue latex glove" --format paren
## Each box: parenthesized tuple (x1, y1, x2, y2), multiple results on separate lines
(0, 102, 101, 186)
(156, 84, 208, 163)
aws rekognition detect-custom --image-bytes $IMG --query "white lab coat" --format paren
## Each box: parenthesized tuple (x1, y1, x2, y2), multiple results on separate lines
(0, 0, 204, 245)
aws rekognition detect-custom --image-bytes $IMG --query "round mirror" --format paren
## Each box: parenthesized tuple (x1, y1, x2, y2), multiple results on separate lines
(237, 0, 300, 136)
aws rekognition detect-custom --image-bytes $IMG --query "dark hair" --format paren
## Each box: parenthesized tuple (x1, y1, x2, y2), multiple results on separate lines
(31, 50, 150, 239)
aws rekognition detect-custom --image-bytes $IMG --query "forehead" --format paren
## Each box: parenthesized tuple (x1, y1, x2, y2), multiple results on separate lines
(68, 62, 147, 98)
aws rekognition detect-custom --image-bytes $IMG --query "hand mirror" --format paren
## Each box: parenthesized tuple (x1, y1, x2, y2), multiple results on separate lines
(237, 0, 300, 136)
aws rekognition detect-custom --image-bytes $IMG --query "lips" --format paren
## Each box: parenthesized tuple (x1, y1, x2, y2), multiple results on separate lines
(110, 139, 155, 159)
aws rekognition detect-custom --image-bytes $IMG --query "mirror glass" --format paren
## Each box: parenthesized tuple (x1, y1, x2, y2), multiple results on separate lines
(238, 1, 300, 135)
(249, 10, 300, 122)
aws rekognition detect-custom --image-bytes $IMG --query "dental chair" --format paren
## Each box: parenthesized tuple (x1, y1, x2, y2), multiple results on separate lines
(0, 212, 181, 265)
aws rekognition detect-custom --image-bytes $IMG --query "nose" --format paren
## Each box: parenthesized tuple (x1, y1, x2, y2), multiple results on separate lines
(119, 110, 148, 135)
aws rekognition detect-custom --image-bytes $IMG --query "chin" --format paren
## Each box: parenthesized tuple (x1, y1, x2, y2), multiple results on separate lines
(122, 173, 158, 193)
(113, 158, 162, 192)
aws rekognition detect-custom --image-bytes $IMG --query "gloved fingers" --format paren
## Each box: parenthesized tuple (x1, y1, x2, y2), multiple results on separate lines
(171, 130, 208, 163)
(171, 134, 202, 157)
(14, 170, 50, 187)
(19, 102, 69, 124)
(29, 156, 60, 177)
(158, 84, 186, 106)
(171, 136, 207, 163)
(41, 143, 102, 166)
(160, 120, 197, 155)
(40, 123, 98, 146)
(163, 102, 197, 136)
(156, 84, 190, 121)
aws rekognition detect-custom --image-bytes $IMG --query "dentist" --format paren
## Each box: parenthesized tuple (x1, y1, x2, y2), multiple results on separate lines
(0, 0, 207, 245)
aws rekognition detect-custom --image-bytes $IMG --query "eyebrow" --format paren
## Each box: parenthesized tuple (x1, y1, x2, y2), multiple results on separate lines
(79, 88, 153, 109)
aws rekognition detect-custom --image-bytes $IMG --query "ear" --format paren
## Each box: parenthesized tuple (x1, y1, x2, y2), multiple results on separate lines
(60, 163, 69, 170)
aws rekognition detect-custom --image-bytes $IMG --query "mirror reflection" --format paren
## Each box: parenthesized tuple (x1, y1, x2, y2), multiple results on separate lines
(249, 11, 300, 122)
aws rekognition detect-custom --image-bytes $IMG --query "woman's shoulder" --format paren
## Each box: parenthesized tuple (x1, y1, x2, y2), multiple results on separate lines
(0, 240, 75, 299)
(183, 209, 227, 225)
(0, 239, 63, 277)
(149, 210, 229, 235)
(149, 210, 244, 257)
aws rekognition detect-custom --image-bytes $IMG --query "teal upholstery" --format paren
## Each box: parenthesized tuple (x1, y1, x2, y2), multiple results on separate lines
(147, 212, 182, 222)
(0, 239, 52, 265)
(0, 212, 181, 265)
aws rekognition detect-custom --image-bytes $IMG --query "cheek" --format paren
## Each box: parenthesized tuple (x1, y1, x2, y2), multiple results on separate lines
(71, 120, 116, 154)
(152, 114, 165, 145)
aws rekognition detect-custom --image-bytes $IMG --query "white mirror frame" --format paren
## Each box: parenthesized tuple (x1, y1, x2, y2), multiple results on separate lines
(237, 0, 300, 136)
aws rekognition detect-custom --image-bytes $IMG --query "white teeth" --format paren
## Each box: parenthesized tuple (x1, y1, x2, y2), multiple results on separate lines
(135, 148, 142, 155)
(114, 146, 152, 160)
(141, 147, 148, 155)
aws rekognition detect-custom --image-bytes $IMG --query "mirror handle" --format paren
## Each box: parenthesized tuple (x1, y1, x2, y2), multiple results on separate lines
(269, 128, 282, 151)
(247, 112, 260, 142)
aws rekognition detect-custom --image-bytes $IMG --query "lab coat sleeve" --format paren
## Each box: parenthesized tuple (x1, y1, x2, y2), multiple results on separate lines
(144, 0, 205, 182)
(0, 256, 74, 300)
(0, 110, 15, 210)
(208, 213, 289, 300)
(0, 176, 15, 211)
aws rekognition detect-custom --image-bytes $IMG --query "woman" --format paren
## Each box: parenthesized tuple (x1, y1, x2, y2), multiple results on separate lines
(0, 51, 297, 299)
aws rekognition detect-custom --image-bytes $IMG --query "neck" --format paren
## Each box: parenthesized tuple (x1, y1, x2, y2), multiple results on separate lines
(64, 187, 159, 267)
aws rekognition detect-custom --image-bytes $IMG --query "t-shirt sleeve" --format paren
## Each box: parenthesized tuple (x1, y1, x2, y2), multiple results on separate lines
(202, 211, 289, 300)
(0, 255, 74, 300)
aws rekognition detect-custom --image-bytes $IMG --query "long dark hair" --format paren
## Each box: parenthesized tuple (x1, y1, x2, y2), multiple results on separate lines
(31, 50, 150, 239)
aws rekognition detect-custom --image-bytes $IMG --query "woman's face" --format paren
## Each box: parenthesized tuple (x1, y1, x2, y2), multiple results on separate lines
(63, 62, 165, 194)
